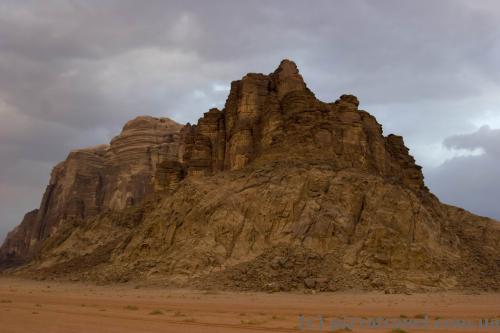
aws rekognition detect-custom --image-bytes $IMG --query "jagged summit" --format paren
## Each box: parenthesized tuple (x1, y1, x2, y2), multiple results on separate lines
(275, 59, 299, 72)
(1, 60, 499, 292)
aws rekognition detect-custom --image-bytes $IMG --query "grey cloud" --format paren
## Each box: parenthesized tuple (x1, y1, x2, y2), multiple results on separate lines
(426, 126, 500, 220)
(444, 125, 500, 156)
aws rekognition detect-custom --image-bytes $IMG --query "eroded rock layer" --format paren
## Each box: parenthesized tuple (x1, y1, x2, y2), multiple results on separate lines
(1, 60, 499, 292)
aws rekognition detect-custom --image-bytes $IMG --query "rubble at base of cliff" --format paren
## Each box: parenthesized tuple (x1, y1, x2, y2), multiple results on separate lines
(1, 60, 499, 292)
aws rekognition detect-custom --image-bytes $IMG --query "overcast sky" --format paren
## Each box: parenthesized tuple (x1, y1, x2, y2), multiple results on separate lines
(1, 0, 499, 242)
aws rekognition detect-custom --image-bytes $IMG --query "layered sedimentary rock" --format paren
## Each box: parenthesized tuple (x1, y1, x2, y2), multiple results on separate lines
(1, 60, 499, 292)
(0, 116, 182, 264)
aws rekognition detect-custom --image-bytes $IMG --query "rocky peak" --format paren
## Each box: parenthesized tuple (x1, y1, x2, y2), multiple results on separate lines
(335, 94, 360, 108)
(275, 58, 299, 73)
(271, 59, 308, 99)
(121, 115, 181, 132)
(3, 60, 496, 294)
(2, 60, 430, 261)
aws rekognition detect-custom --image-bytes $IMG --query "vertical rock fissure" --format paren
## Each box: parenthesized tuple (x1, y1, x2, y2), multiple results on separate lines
(349, 194, 366, 244)
(36, 184, 56, 240)
(227, 208, 248, 258)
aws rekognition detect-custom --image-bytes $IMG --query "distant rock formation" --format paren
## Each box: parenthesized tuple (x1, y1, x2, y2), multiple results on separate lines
(1, 60, 499, 292)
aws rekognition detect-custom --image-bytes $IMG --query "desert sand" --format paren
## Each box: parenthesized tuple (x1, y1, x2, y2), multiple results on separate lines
(0, 277, 499, 333)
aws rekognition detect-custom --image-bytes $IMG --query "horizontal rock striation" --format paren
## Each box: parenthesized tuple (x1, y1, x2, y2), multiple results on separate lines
(1, 60, 498, 292)
(1, 116, 183, 262)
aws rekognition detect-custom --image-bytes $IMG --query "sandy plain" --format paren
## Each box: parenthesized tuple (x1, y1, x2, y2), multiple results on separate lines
(0, 277, 499, 333)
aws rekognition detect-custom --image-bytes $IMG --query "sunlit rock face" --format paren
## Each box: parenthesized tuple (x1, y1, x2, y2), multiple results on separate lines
(1, 60, 498, 293)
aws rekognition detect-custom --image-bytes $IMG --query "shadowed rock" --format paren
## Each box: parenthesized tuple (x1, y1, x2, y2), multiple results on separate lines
(1, 60, 498, 292)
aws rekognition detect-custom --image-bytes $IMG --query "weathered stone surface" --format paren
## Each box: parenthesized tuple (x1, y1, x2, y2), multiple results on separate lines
(1, 116, 183, 262)
(1, 60, 499, 292)
(0, 210, 38, 267)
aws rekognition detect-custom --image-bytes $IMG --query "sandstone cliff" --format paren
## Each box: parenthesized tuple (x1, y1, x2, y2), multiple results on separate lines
(1, 60, 499, 292)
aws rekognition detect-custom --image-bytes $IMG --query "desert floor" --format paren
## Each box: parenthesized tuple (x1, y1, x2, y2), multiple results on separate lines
(0, 277, 499, 333)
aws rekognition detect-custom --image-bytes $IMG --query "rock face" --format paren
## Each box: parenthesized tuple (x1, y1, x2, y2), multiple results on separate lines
(1, 60, 499, 292)
(0, 116, 182, 264)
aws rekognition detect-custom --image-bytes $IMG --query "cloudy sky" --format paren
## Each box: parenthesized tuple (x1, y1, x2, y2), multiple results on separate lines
(1, 0, 499, 242)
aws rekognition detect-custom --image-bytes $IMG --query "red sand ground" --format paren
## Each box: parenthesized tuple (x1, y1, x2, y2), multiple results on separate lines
(0, 277, 499, 333)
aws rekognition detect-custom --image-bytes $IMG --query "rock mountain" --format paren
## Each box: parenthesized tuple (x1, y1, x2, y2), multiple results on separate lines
(1, 60, 499, 292)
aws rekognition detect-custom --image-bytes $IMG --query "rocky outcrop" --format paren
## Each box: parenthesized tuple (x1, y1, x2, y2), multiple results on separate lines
(0, 210, 38, 267)
(1, 116, 183, 262)
(1, 60, 499, 292)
